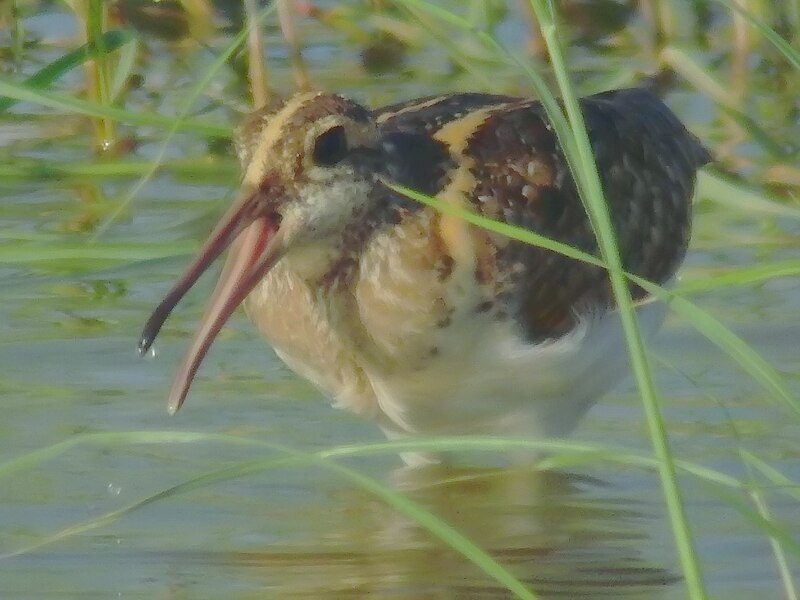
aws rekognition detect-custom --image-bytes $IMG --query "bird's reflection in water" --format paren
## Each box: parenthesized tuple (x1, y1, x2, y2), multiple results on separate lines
(207, 466, 678, 599)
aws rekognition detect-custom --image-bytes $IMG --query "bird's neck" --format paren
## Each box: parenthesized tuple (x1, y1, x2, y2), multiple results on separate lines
(283, 188, 397, 286)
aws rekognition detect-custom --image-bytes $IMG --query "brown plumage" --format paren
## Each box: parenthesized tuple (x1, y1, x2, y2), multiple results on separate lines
(141, 89, 709, 465)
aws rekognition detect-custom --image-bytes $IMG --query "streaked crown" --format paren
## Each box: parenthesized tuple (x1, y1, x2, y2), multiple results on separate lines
(234, 92, 380, 186)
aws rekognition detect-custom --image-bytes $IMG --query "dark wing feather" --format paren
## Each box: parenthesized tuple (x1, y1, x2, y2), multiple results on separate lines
(462, 88, 710, 338)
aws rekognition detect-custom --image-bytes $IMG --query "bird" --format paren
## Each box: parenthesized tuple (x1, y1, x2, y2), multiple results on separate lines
(139, 88, 710, 465)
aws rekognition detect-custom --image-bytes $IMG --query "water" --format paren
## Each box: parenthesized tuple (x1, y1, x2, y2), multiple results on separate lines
(1, 1, 799, 598)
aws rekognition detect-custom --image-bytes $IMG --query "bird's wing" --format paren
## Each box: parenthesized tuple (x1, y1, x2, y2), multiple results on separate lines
(376, 89, 710, 340)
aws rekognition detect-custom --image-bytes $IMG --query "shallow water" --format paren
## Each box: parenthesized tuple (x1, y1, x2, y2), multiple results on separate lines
(1, 1, 799, 598)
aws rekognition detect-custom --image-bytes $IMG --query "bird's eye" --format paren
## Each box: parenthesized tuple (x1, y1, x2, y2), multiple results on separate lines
(312, 125, 348, 167)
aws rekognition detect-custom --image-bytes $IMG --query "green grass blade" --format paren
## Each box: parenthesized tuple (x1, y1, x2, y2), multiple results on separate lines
(0, 78, 228, 136)
(524, 4, 708, 596)
(90, 2, 277, 238)
(7, 430, 766, 598)
(697, 171, 800, 220)
(0, 455, 299, 559)
(748, 490, 800, 600)
(677, 260, 800, 295)
(0, 241, 195, 263)
(0, 431, 241, 479)
(383, 181, 603, 267)
(0, 432, 746, 495)
(659, 47, 786, 158)
(704, 483, 800, 556)
(0, 156, 236, 181)
(396, 0, 582, 190)
(0, 29, 135, 113)
(737, 450, 800, 600)
(388, 178, 796, 426)
(637, 282, 799, 417)
(0, 438, 540, 599)
(712, 0, 800, 71)
(741, 451, 800, 503)
(320, 459, 539, 600)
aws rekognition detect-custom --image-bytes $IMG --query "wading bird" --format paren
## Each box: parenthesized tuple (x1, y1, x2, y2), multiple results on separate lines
(140, 89, 709, 465)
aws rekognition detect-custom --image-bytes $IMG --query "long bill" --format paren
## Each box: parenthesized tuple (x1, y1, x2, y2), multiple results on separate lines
(139, 186, 286, 414)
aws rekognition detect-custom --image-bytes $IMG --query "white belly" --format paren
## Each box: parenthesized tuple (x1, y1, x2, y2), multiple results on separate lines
(364, 300, 666, 442)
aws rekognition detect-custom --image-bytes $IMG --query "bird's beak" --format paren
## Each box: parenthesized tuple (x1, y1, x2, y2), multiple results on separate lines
(139, 183, 286, 414)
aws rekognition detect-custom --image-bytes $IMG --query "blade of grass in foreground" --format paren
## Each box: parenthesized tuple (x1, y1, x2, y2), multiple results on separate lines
(633, 278, 798, 416)
(387, 180, 797, 428)
(392, 2, 707, 595)
(0, 432, 745, 489)
(394, 2, 707, 596)
(519, 6, 708, 595)
(390, 1, 796, 418)
(0, 438, 540, 600)
(736, 450, 800, 600)
(382, 181, 604, 269)
(321, 459, 539, 600)
(388, 181, 797, 418)
(3, 432, 766, 596)
(747, 491, 800, 600)
(0, 431, 754, 598)
(0, 432, 750, 583)
(703, 482, 800, 556)
(658, 360, 800, 600)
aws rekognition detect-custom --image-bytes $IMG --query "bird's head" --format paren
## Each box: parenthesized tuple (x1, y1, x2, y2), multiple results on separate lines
(139, 92, 383, 413)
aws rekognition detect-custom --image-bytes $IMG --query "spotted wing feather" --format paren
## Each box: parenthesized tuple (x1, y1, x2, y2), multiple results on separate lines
(378, 88, 710, 340)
